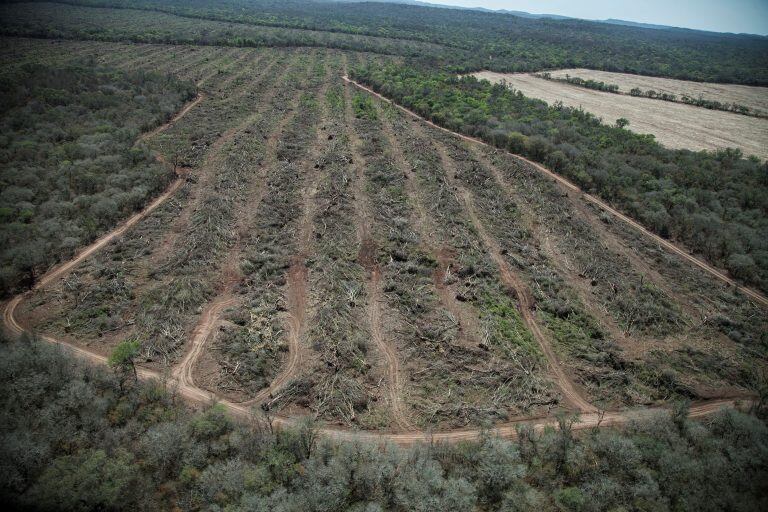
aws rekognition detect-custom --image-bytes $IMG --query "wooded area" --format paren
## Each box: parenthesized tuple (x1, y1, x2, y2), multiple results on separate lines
(0, 61, 194, 296)
(1, 1, 767, 508)
(1, 337, 766, 511)
(4, 0, 768, 84)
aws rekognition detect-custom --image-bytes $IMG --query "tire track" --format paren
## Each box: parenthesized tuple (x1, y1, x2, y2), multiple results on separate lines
(174, 59, 318, 399)
(422, 129, 597, 413)
(241, 78, 334, 408)
(376, 105, 483, 349)
(146, 54, 292, 269)
(343, 82, 414, 431)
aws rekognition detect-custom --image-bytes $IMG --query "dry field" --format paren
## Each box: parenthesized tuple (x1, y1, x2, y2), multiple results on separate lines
(6, 38, 767, 435)
(474, 70, 768, 160)
(547, 68, 768, 114)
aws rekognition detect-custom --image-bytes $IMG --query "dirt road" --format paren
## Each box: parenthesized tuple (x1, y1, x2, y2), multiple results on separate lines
(1, 212, 751, 445)
(342, 76, 768, 309)
(139, 93, 204, 144)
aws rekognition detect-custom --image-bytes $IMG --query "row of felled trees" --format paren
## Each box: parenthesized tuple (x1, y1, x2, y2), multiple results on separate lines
(351, 64, 768, 293)
(0, 62, 195, 296)
(1, 336, 766, 511)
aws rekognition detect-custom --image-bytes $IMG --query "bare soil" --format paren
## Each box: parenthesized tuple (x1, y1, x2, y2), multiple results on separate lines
(547, 68, 768, 114)
(473, 71, 768, 160)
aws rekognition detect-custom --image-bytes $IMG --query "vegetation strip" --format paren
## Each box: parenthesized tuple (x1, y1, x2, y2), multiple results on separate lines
(239, 63, 334, 408)
(534, 71, 766, 118)
(344, 82, 413, 430)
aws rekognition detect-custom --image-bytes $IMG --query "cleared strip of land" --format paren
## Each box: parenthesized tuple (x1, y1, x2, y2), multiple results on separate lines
(473, 71, 768, 160)
(546, 68, 768, 114)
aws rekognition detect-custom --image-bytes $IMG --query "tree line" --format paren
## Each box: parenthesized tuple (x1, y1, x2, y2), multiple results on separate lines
(7, 0, 768, 85)
(351, 64, 768, 294)
(0, 61, 195, 296)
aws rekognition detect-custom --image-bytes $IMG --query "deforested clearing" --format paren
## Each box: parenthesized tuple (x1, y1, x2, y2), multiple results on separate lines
(3, 0, 768, 508)
(547, 67, 768, 114)
(473, 70, 768, 159)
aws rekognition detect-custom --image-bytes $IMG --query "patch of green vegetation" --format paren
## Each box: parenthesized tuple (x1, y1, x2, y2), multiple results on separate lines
(352, 92, 377, 120)
(325, 85, 344, 113)
(481, 293, 540, 361)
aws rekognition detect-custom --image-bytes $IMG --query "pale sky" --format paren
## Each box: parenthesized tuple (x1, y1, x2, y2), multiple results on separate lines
(417, 0, 768, 35)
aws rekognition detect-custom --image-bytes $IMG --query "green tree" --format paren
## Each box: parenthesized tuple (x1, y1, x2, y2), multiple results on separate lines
(25, 449, 139, 511)
(108, 339, 140, 387)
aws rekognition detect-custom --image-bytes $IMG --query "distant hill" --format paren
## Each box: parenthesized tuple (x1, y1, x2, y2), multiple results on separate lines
(601, 18, 674, 30)
(331, 0, 574, 20)
(331, 0, 756, 34)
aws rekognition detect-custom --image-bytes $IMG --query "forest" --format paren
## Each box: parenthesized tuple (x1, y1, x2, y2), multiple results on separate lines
(1, 336, 766, 511)
(351, 64, 768, 293)
(0, 61, 195, 295)
(4, 0, 768, 84)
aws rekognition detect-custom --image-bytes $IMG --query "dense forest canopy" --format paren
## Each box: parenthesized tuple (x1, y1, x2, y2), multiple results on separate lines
(351, 64, 768, 293)
(0, 62, 195, 295)
(1, 336, 766, 511)
(5, 0, 768, 84)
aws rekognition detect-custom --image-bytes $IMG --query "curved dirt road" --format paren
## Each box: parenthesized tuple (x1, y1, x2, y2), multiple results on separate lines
(173, 295, 238, 389)
(1, 83, 752, 447)
(342, 76, 768, 309)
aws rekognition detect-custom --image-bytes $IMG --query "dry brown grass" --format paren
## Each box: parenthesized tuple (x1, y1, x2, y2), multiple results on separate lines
(547, 68, 768, 113)
(473, 71, 768, 160)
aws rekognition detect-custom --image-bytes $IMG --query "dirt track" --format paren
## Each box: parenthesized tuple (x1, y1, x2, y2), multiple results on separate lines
(240, 81, 328, 407)
(1, 81, 755, 447)
(425, 134, 596, 413)
(378, 107, 484, 351)
(344, 83, 414, 431)
(182, 65, 318, 405)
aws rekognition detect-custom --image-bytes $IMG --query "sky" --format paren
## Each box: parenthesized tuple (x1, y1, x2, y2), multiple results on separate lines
(417, 0, 768, 35)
